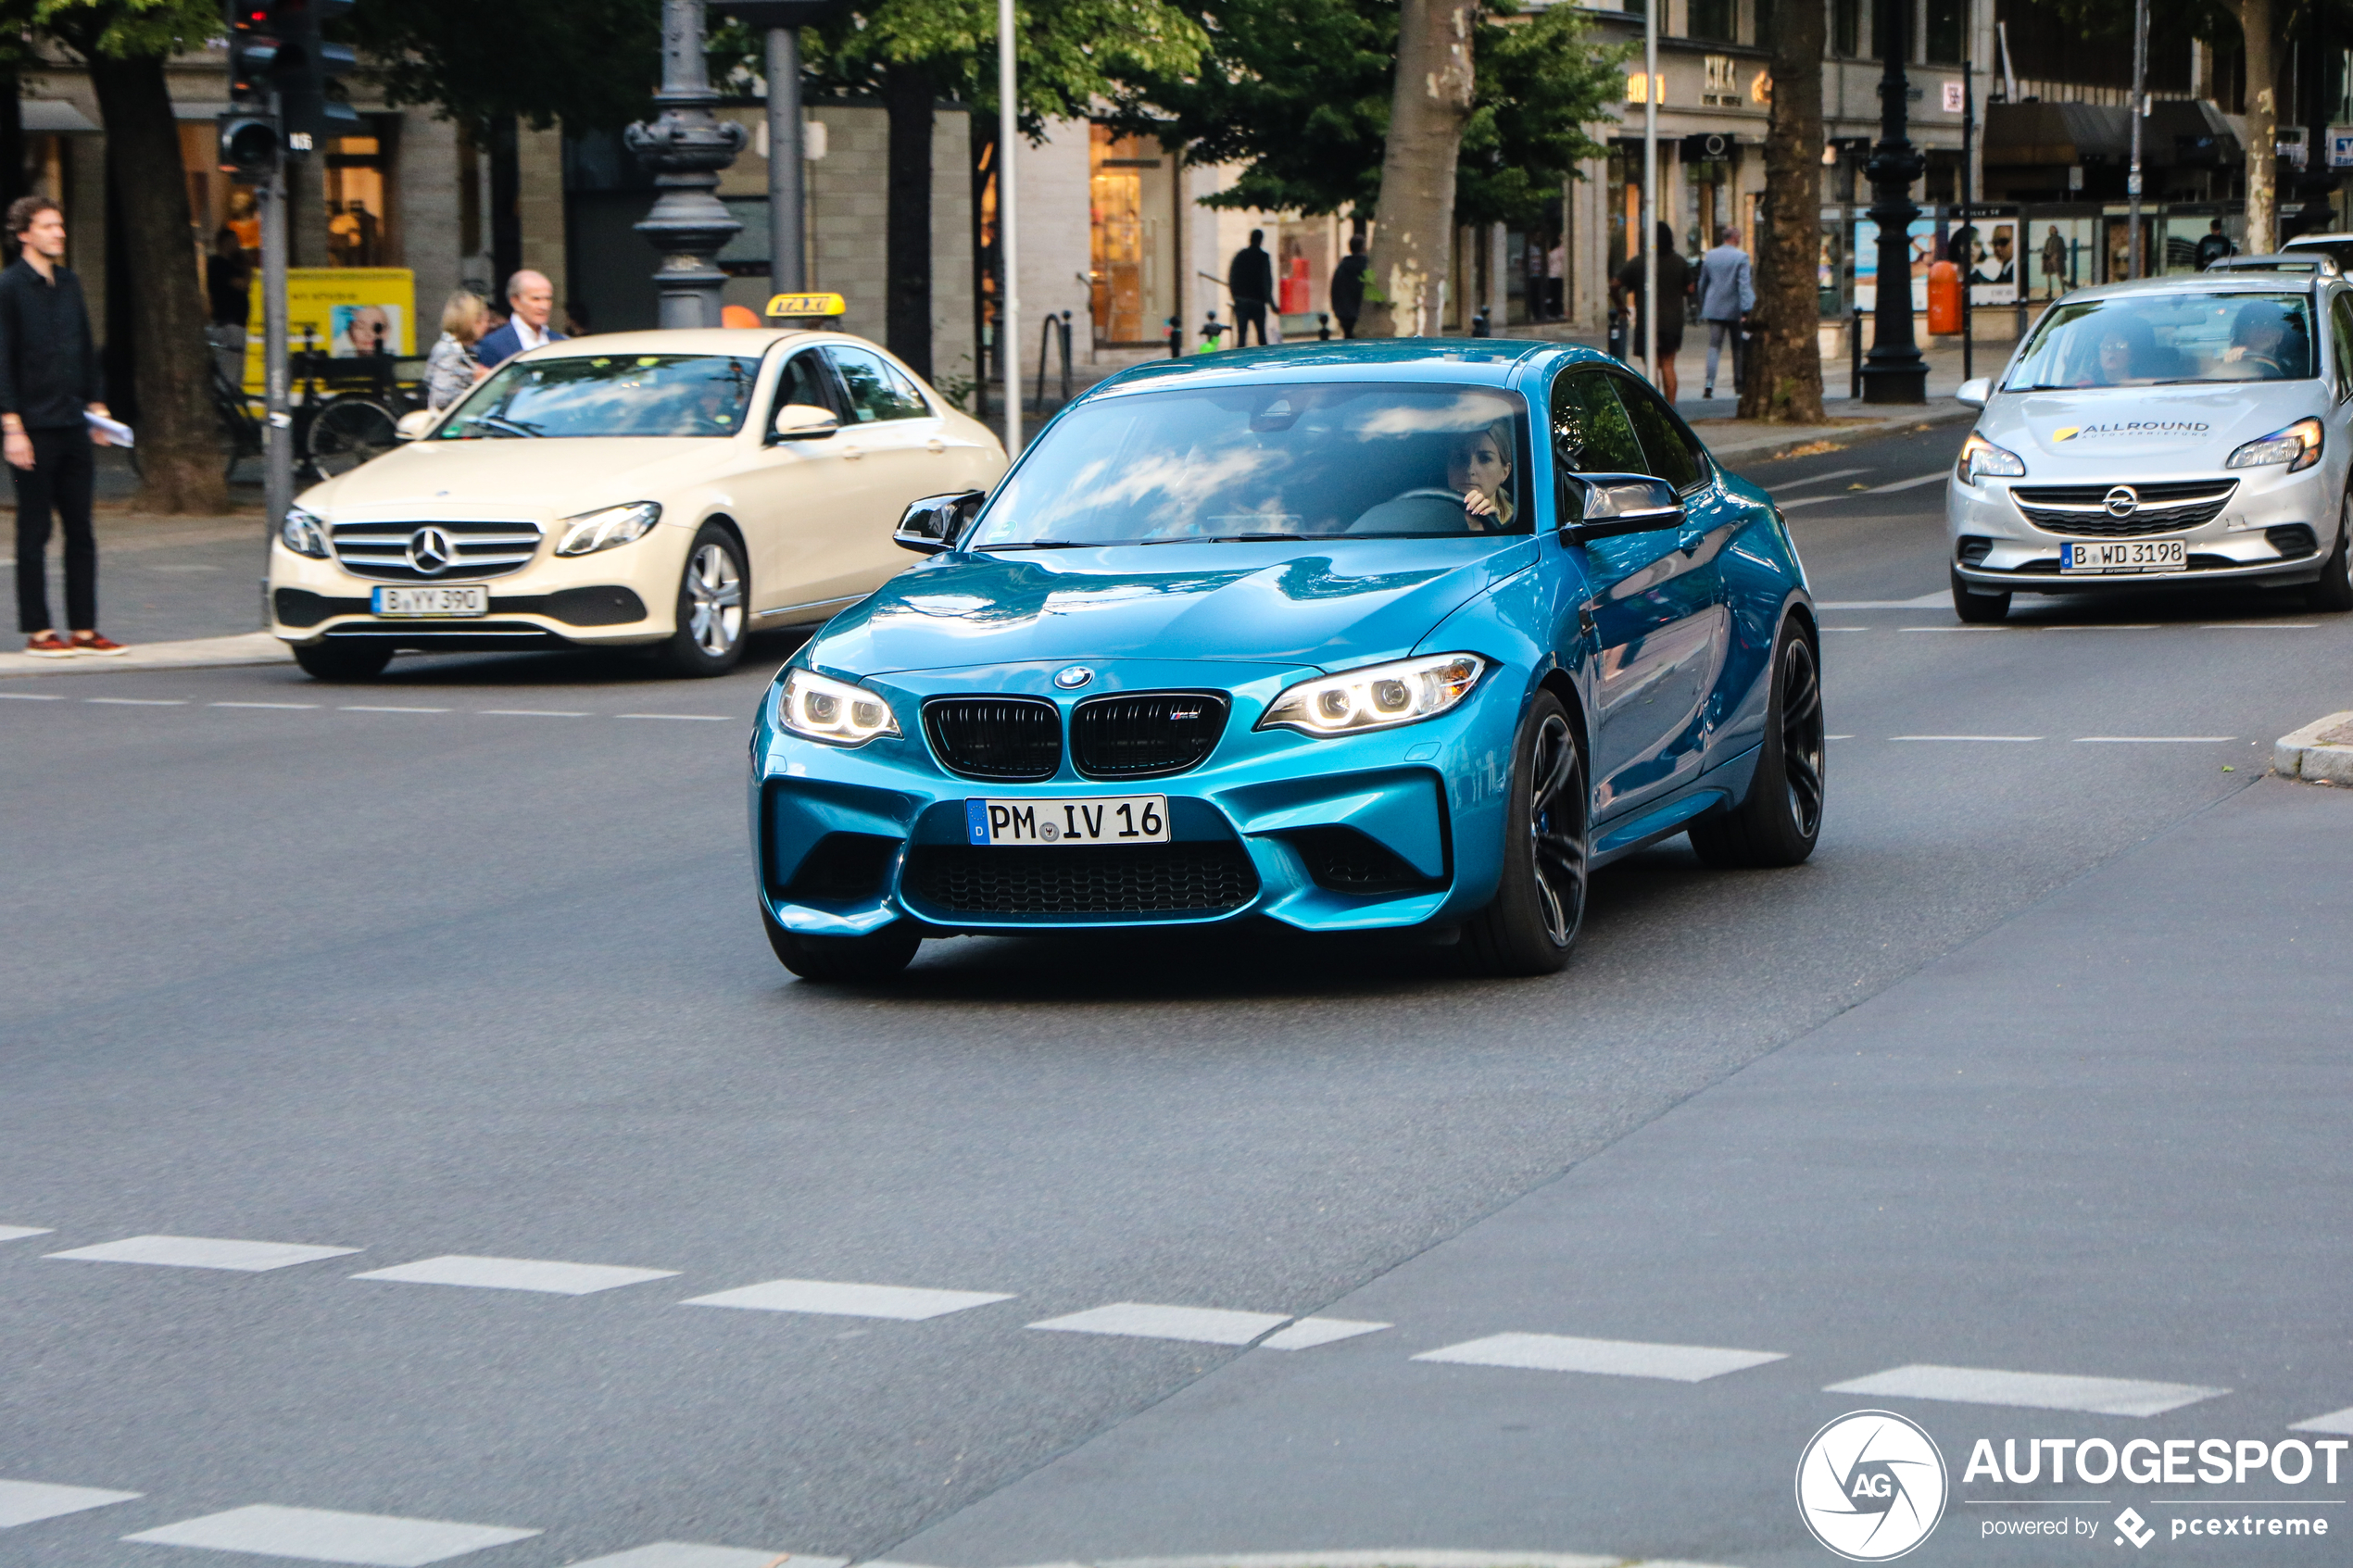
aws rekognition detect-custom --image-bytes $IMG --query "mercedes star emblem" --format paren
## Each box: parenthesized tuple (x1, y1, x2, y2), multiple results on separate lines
(1054, 665, 1094, 689)
(407, 526, 457, 575)
(2103, 485, 2139, 519)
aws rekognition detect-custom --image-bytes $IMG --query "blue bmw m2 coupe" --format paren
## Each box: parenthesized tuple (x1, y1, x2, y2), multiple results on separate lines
(749, 340, 1823, 981)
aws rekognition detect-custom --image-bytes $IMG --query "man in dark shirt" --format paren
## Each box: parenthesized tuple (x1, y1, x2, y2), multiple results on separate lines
(0, 195, 120, 655)
(1329, 234, 1369, 338)
(1227, 228, 1276, 347)
(1611, 221, 1694, 402)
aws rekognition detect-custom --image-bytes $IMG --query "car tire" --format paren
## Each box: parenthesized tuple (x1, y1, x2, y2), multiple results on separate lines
(1950, 567, 2010, 623)
(2304, 498, 2353, 613)
(761, 905, 921, 983)
(1689, 621, 1825, 869)
(293, 643, 393, 682)
(655, 524, 749, 677)
(1460, 690, 1587, 978)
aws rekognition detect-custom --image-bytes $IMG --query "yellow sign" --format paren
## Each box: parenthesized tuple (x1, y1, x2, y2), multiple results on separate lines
(242, 268, 417, 393)
(764, 291, 848, 319)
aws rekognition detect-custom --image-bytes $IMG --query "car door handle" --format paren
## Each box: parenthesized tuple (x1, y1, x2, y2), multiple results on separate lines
(926, 437, 947, 454)
(842, 445, 864, 460)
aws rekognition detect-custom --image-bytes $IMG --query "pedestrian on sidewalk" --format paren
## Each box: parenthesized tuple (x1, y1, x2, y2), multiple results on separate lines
(424, 290, 491, 410)
(1611, 222, 1692, 402)
(0, 195, 122, 658)
(1329, 235, 1368, 339)
(1694, 225, 1754, 399)
(475, 269, 565, 370)
(1227, 230, 1275, 347)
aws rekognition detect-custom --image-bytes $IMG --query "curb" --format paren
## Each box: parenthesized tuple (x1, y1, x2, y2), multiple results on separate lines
(2272, 711, 2353, 784)
(0, 631, 291, 680)
(1705, 402, 1975, 464)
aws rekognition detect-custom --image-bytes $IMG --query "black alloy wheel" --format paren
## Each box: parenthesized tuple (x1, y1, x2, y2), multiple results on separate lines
(1950, 565, 2010, 623)
(1461, 690, 1589, 977)
(2305, 494, 2353, 612)
(761, 904, 922, 983)
(293, 642, 394, 682)
(1689, 621, 1825, 868)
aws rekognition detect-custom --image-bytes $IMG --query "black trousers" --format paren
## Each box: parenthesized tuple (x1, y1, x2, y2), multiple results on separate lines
(13, 426, 96, 633)
(1231, 300, 1269, 345)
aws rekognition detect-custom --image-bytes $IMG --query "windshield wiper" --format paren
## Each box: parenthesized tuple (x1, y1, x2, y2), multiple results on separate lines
(1140, 533, 1305, 544)
(472, 414, 542, 438)
(975, 540, 1099, 550)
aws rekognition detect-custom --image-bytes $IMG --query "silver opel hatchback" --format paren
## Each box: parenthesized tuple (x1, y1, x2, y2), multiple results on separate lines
(1947, 270, 2353, 621)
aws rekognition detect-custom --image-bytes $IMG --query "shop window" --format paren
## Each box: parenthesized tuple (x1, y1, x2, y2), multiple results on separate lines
(1924, 0, 1964, 66)
(1688, 0, 1735, 44)
(1088, 124, 1170, 345)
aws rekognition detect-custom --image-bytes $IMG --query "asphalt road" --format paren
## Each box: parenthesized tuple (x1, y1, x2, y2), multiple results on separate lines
(4, 420, 2349, 1568)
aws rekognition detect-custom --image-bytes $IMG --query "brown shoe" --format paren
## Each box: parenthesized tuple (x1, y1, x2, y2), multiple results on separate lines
(24, 631, 75, 658)
(69, 632, 129, 656)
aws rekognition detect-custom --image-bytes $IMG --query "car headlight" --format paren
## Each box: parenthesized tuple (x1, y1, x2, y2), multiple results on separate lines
(2226, 418, 2324, 472)
(554, 500, 661, 556)
(1258, 653, 1487, 736)
(777, 667, 901, 746)
(1957, 433, 2026, 483)
(280, 506, 331, 558)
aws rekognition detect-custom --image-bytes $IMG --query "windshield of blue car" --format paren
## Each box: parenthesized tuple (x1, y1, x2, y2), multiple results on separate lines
(435, 353, 761, 438)
(965, 383, 1531, 547)
(2002, 292, 2315, 390)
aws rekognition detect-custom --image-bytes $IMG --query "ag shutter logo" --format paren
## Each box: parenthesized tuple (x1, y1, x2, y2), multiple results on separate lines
(1797, 1410, 1950, 1561)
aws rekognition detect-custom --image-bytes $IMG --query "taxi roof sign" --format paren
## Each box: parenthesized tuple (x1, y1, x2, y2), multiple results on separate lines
(765, 292, 848, 319)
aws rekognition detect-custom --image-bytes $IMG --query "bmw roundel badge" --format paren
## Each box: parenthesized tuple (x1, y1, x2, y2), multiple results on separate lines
(1054, 665, 1094, 689)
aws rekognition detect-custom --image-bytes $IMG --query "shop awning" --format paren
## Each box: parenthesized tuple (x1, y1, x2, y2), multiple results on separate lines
(21, 98, 101, 135)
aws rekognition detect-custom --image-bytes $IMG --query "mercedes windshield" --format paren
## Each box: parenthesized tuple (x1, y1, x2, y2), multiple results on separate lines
(436, 353, 761, 439)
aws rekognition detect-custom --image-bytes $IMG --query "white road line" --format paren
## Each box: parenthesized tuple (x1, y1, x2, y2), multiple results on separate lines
(1825, 1363, 2228, 1418)
(45, 1235, 360, 1272)
(1260, 1316, 1391, 1350)
(122, 1504, 540, 1565)
(1821, 626, 1870, 633)
(84, 696, 186, 706)
(0, 1479, 142, 1528)
(479, 709, 590, 718)
(1866, 470, 1953, 494)
(1825, 734, 1856, 740)
(2073, 735, 2236, 744)
(2288, 1406, 2353, 1436)
(1817, 592, 1951, 608)
(351, 1256, 679, 1297)
(1766, 466, 1876, 495)
(1028, 1302, 1292, 1346)
(1891, 734, 2044, 743)
(341, 705, 451, 713)
(213, 700, 321, 709)
(2043, 624, 2158, 631)
(682, 1277, 1014, 1321)
(615, 713, 733, 721)
(1901, 625, 2007, 632)
(0, 1224, 53, 1242)
(0, 691, 63, 700)
(2203, 623, 2317, 630)
(561, 1545, 817, 1568)
(1413, 1331, 1786, 1383)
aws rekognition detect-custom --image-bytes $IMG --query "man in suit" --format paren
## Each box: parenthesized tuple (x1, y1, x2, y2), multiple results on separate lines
(475, 270, 564, 370)
(1227, 229, 1275, 347)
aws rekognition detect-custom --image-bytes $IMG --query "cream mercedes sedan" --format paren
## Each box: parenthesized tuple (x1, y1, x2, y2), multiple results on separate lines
(266, 329, 1006, 679)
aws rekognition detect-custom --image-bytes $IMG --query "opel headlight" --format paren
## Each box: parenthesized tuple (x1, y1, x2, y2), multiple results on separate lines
(2226, 418, 2324, 472)
(778, 667, 900, 746)
(1957, 433, 2026, 484)
(280, 506, 331, 558)
(555, 500, 662, 556)
(1258, 653, 1487, 736)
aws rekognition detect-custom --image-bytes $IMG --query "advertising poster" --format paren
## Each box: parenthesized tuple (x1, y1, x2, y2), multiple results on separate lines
(1852, 218, 1937, 310)
(1964, 220, 2020, 305)
(243, 267, 416, 393)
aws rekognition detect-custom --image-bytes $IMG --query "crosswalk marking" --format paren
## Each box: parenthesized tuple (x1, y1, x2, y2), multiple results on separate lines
(121, 1504, 540, 1565)
(681, 1277, 1013, 1321)
(1412, 1332, 1786, 1383)
(45, 1235, 360, 1272)
(1260, 1316, 1391, 1350)
(1028, 1302, 1291, 1346)
(349, 1256, 679, 1297)
(560, 1545, 811, 1568)
(0, 1224, 53, 1242)
(0, 1478, 142, 1528)
(2287, 1405, 2353, 1435)
(1825, 1363, 2228, 1418)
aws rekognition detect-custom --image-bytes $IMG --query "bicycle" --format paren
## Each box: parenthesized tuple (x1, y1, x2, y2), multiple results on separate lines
(208, 332, 414, 485)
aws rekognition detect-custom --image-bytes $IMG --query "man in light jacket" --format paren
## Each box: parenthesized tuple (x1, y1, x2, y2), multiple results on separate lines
(1695, 226, 1755, 399)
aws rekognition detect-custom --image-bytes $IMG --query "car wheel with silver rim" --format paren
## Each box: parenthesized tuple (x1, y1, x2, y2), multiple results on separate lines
(1461, 690, 1588, 977)
(2306, 492, 2353, 612)
(656, 523, 748, 676)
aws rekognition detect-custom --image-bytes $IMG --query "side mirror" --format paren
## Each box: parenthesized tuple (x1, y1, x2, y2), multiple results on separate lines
(1957, 376, 1992, 408)
(894, 490, 987, 555)
(395, 408, 437, 442)
(772, 402, 841, 441)
(1559, 472, 1685, 543)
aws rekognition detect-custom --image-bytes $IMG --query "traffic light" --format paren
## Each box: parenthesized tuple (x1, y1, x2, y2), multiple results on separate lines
(219, 111, 281, 180)
(271, 0, 359, 148)
(227, 3, 280, 103)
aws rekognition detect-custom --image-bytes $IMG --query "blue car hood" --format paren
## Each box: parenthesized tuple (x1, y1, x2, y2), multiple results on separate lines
(811, 536, 1539, 676)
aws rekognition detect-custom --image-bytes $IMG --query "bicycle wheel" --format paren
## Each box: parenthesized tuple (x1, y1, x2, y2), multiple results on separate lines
(307, 396, 399, 478)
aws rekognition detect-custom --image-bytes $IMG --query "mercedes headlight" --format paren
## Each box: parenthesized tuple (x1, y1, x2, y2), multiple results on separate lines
(555, 500, 661, 556)
(280, 505, 330, 558)
(778, 667, 900, 746)
(1957, 433, 2026, 484)
(2226, 418, 2324, 472)
(1258, 653, 1487, 736)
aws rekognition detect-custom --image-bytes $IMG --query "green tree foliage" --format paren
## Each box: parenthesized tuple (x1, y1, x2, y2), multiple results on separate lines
(1103, 0, 1628, 228)
(347, 0, 664, 133)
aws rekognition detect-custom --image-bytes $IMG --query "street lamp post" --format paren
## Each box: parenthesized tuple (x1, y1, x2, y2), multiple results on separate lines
(1861, 0, 1926, 403)
(711, 4, 850, 299)
(627, 0, 749, 329)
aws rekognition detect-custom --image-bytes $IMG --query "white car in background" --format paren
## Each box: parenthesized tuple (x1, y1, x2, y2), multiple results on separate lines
(266, 329, 1005, 679)
(1948, 270, 2353, 621)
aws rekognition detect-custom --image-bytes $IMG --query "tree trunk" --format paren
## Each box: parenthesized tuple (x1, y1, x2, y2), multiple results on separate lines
(1738, 0, 1826, 422)
(1355, 0, 1475, 337)
(2237, 0, 2276, 254)
(884, 61, 934, 381)
(85, 52, 225, 514)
